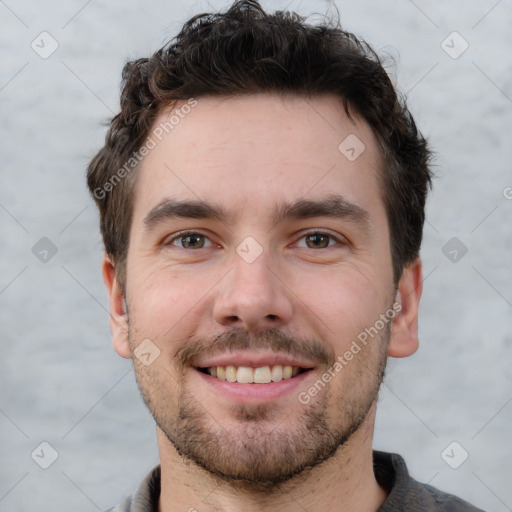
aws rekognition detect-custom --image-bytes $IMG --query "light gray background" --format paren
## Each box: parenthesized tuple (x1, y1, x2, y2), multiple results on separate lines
(1, 0, 511, 510)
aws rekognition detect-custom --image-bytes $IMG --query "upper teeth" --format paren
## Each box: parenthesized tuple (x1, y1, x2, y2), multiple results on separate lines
(207, 365, 301, 384)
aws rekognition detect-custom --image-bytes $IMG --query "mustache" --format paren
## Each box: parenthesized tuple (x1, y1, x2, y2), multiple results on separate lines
(174, 327, 336, 373)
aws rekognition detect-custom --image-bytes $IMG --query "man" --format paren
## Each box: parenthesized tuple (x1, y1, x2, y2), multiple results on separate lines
(87, 1, 483, 510)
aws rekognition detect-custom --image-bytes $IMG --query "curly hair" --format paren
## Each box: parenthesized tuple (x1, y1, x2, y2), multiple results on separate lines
(87, 0, 433, 292)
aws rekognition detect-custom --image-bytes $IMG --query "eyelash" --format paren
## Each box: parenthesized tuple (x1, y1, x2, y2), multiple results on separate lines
(165, 230, 345, 249)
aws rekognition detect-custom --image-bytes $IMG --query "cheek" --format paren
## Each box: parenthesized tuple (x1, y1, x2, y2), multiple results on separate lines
(127, 260, 228, 355)
(127, 265, 194, 342)
(292, 265, 387, 348)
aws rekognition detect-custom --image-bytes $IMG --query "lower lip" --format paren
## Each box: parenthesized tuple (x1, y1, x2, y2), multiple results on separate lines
(194, 368, 314, 403)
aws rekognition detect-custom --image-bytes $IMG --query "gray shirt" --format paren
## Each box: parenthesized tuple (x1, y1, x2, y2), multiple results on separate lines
(105, 451, 485, 511)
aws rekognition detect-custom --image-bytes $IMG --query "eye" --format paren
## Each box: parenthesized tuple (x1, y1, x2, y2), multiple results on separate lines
(166, 231, 214, 249)
(295, 231, 342, 249)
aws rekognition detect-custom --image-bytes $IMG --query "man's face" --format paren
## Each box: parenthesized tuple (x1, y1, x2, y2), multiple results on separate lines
(107, 94, 418, 487)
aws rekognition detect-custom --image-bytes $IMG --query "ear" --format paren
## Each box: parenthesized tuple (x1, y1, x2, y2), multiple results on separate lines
(102, 254, 131, 359)
(388, 257, 423, 358)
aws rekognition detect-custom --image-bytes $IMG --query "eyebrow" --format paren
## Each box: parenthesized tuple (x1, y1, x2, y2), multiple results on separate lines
(142, 194, 372, 232)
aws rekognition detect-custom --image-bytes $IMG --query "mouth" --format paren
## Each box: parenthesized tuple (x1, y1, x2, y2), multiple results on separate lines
(196, 364, 312, 384)
(190, 351, 318, 402)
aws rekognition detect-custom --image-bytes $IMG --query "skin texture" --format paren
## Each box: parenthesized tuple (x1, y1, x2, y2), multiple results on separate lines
(103, 93, 423, 512)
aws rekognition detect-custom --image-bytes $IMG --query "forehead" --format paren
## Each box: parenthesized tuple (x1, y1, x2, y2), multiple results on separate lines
(132, 93, 385, 227)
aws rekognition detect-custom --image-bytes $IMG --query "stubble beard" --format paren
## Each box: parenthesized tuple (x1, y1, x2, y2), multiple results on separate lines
(129, 321, 389, 492)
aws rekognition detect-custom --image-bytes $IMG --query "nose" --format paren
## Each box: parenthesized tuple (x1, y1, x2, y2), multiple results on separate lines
(212, 250, 294, 331)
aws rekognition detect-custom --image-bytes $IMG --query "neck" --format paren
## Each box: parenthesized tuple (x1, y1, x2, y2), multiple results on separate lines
(157, 409, 387, 512)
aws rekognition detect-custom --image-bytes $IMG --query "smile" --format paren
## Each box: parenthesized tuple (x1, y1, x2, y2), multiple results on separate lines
(197, 365, 309, 384)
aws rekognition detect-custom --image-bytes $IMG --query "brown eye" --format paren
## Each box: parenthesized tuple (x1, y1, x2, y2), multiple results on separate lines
(167, 232, 212, 249)
(296, 232, 338, 249)
(306, 234, 330, 248)
(181, 234, 204, 249)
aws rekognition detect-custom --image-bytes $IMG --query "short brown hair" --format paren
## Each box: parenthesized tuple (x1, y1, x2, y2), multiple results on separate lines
(87, 0, 433, 292)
